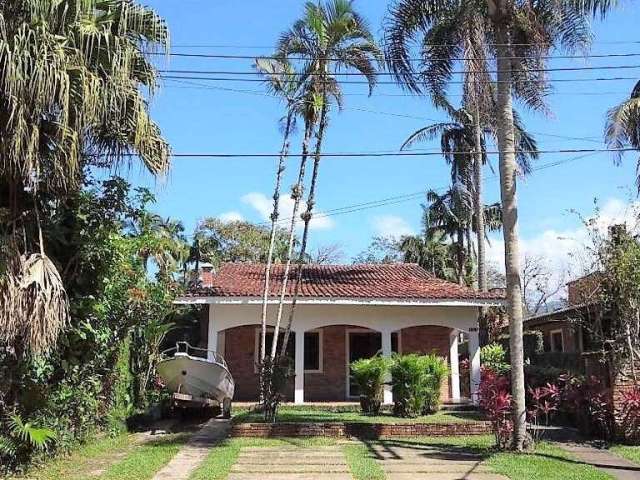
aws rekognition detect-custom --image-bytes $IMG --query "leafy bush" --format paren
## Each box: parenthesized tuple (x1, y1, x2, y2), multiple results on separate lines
(481, 343, 510, 374)
(498, 330, 543, 362)
(477, 367, 513, 449)
(620, 387, 640, 442)
(350, 356, 389, 415)
(422, 353, 449, 414)
(389, 353, 448, 417)
(0, 414, 56, 473)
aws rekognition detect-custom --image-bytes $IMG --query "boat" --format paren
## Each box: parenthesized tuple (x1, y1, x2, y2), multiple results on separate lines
(157, 342, 235, 417)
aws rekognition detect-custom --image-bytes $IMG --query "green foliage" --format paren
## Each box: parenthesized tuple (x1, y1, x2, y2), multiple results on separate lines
(498, 330, 543, 363)
(350, 356, 390, 414)
(0, 413, 56, 471)
(481, 343, 511, 374)
(389, 353, 449, 417)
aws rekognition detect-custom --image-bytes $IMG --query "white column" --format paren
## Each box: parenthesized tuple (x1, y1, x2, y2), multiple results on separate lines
(449, 330, 461, 401)
(294, 329, 305, 404)
(469, 327, 481, 404)
(207, 305, 218, 362)
(381, 329, 393, 405)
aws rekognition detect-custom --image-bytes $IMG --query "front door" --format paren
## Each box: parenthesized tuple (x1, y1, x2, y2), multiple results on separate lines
(347, 331, 382, 398)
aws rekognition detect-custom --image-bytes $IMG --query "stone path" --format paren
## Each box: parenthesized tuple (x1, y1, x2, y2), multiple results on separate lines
(370, 443, 509, 480)
(227, 446, 352, 480)
(559, 443, 640, 480)
(152, 418, 231, 480)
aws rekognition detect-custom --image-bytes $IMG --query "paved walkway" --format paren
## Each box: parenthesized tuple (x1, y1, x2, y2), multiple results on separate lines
(559, 443, 640, 480)
(152, 418, 231, 480)
(369, 442, 508, 480)
(228, 446, 352, 480)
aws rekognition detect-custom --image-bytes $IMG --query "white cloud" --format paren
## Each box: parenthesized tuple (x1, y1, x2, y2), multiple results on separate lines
(371, 215, 415, 239)
(241, 192, 335, 230)
(486, 197, 640, 281)
(218, 211, 244, 222)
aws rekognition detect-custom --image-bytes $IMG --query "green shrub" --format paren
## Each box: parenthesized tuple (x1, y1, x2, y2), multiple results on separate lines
(350, 356, 389, 415)
(422, 353, 449, 414)
(481, 343, 510, 374)
(498, 330, 543, 362)
(389, 353, 448, 417)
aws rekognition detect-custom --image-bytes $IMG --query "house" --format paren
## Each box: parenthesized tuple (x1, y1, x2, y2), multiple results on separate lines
(176, 262, 504, 404)
(524, 273, 601, 355)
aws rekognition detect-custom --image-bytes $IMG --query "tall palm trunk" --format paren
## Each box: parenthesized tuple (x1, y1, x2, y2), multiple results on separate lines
(269, 120, 314, 359)
(456, 228, 465, 285)
(280, 93, 329, 358)
(493, 18, 527, 451)
(473, 105, 487, 292)
(260, 112, 294, 361)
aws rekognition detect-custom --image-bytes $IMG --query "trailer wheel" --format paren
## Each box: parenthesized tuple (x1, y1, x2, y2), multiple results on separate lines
(222, 398, 232, 419)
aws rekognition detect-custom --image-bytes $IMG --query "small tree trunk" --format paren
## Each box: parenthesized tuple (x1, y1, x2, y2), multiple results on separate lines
(269, 120, 314, 359)
(260, 113, 293, 361)
(280, 93, 329, 358)
(494, 19, 527, 451)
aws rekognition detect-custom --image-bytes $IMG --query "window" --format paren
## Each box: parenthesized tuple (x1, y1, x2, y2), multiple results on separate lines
(550, 329, 564, 353)
(255, 329, 322, 372)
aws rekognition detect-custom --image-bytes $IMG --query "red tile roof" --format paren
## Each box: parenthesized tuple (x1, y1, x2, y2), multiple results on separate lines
(186, 263, 504, 302)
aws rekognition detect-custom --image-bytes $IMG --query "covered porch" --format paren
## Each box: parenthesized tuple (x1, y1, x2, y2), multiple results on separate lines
(202, 301, 482, 405)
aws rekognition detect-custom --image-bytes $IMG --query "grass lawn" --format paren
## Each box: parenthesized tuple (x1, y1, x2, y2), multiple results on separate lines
(18, 433, 136, 480)
(610, 445, 640, 465)
(375, 436, 613, 480)
(232, 405, 484, 424)
(188, 437, 338, 480)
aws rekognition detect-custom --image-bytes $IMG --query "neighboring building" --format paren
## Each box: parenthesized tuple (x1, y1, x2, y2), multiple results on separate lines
(176, 263, 504, 404)
(524, 274, 601, 355)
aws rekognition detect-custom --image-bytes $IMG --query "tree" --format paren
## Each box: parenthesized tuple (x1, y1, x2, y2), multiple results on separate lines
(522, 254, 568, 317)
(309, 243, 345, 264)
(274, 0, 382, 359)
(0, 0, 169, 356)
(255, 57, 303, 362)
(606, 80, 640, 190)
(192, 219, 289, 267)
(399, 229, 457, 282)
(384, 0, 611, 450)
(353, 236, 403, 264)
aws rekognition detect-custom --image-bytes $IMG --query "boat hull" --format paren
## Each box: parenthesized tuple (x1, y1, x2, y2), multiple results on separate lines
(157, 353, 235, 404)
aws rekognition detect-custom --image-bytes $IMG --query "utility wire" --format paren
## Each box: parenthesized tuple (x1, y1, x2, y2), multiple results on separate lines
(159, 74, 640, 85)
(254, 152, 599, 227)
(159, 64, 640, 76)
(137, 147, 631, 159)
(150, 51, 640, 62)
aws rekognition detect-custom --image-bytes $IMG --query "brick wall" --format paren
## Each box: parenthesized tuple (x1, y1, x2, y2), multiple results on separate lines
(224, 324, 454, 402)
(400, 325, 452, 400)
(231, 421, 491, 438)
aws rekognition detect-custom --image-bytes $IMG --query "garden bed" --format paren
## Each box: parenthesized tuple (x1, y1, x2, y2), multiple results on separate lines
(231, 406, 490, 438)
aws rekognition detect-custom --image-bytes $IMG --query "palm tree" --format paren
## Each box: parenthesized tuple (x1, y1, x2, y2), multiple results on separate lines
(0, 0, 169, 355)
(255, 58, 303, 362)
(273, 0, 383, 358)
(384, 0, 609, 450)
(605, 80, 640, 189)
(399, 229, 456, 282)
(485, 0, 613, 451)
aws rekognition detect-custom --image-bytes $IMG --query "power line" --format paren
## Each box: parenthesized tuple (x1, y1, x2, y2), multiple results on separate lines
(154, 147, 631, 159)
(162, 80, 630, 98)
(159, 64, 640, 77)
(150, 50, 640, 63)
(160, 74, 640, 85)
(254, 152, 599, 227)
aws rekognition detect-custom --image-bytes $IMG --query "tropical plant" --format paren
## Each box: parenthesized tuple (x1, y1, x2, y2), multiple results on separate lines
(275, 0, 383, 360)
(350, 356, 390, 415)
(481, 343, 511, 375)
(478, 367, 513, 449)
(399, 229, 456, 281)
(0, 0, 170, 356)
(388, 353, 448, 417)
(0, 413, 56, 468)
(422, 353, 449, 414)
(606, 80, 640, 190)
(385, 0, 612, 450)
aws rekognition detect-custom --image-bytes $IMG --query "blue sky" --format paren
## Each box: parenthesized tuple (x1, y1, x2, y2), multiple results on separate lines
(130, 0, 640, 269)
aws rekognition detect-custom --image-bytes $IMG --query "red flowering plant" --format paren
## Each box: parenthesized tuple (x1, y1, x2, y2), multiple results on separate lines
(527, 383, 561, 441)
(619, 387, 640, 442)
(477, 367, 513, 449)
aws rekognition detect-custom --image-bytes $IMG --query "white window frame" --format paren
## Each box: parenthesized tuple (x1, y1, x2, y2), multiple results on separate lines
(550, 329, 565, 353)
(253, 327, 323, 374)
